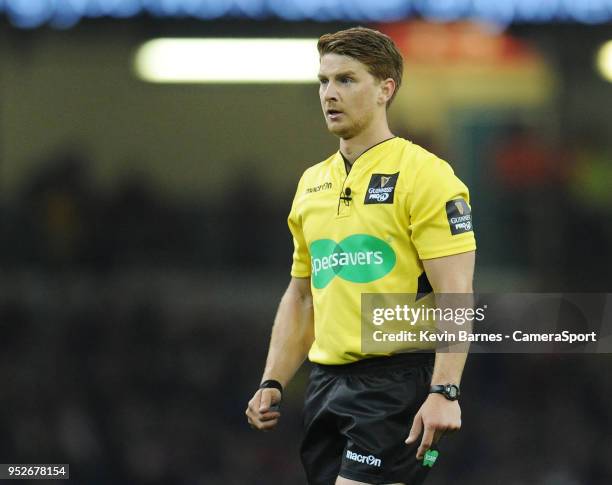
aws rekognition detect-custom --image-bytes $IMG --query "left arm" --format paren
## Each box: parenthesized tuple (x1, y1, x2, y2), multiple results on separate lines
(405, 250, 475, 459)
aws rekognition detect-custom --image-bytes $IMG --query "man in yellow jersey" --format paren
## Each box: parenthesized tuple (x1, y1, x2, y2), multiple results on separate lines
(246, 27, 476, 485)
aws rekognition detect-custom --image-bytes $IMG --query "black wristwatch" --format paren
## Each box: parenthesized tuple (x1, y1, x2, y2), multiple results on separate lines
(429, 384, 460, 401)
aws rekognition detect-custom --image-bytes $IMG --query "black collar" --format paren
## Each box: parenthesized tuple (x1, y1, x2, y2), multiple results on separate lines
(339, 136, 396, 175)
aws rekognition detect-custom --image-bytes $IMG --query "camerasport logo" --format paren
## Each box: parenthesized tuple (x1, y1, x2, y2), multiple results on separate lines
(445, 198, 473, 235)
(310, 234, 396, 289)
(364, 172, 399, 204)
(345, 450, 382, 468)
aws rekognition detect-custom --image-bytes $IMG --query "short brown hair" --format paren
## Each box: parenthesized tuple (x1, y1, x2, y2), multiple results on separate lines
(317, 26, 404, 106)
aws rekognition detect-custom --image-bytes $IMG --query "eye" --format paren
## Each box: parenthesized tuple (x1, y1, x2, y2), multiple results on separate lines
(340, 77, 353, 84)
(319, 78, 328, 85)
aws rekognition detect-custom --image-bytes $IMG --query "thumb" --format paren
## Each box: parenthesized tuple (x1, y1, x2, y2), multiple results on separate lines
(259, 389, 272, 413)
(405, 414, 423, 444)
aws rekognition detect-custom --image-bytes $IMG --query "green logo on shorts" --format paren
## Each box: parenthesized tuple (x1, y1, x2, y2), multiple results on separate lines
(423, 449, 439, 468)
(310, 234, 396, 289)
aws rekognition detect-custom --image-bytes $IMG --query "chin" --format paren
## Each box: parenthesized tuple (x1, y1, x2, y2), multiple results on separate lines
(327, 123, 355, 139)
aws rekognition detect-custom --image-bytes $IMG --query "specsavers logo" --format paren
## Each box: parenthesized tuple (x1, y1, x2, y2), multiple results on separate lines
(310, 234, 396, 289)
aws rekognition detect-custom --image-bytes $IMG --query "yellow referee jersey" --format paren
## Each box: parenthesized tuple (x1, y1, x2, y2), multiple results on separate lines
(288, 137, 476, 365)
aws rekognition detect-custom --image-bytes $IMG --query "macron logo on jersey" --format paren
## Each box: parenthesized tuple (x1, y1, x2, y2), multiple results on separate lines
(305, 182, 333, 193)
(345, 450, 382, 468)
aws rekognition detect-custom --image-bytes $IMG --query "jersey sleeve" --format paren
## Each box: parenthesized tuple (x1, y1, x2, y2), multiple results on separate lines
(287, 177, 311, 278)
(409, 157, 476, 260)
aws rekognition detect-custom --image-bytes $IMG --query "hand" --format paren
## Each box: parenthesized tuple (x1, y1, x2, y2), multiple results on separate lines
(245, 388, 282, 431)
(405, 393, 461, 459)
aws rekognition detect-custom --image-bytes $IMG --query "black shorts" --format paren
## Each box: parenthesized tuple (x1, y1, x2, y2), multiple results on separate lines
(300, 353, 435, 485)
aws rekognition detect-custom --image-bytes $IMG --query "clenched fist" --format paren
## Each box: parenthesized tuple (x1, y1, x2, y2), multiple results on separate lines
(245, 388, 282, 431)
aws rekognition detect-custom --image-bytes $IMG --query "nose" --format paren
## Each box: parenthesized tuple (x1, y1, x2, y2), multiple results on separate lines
(322, 81, 338, 101)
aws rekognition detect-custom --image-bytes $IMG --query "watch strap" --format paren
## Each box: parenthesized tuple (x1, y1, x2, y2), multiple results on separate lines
(260, 379, 283, 396)
(429, 384, 460, 401)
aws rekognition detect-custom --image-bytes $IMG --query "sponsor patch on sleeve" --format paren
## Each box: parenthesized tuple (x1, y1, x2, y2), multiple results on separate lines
(445, 198, 473, 235)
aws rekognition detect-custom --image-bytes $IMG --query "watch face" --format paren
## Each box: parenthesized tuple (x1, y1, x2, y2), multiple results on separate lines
(447, 386, 458, 399)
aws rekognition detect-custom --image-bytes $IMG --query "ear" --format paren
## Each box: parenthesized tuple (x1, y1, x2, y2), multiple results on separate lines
(378, 78, 396, 106)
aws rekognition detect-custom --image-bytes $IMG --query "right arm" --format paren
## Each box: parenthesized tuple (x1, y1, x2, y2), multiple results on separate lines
(245, 276, 314, 431)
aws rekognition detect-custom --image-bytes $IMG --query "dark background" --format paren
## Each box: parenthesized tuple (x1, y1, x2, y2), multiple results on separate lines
(0, 7, 611, 485)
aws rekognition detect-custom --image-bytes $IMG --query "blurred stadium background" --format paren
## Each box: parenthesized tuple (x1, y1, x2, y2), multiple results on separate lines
(0, 1, 611, 484)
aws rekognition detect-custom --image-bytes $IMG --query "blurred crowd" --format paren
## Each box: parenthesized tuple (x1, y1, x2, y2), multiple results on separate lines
(490, 124, 612, 290)
(2, 126, 611, 289)
(0, 275, 611, 484)
(0, 148, 291, 273)
(0, 273, 307, 484)
(0, 125, 611, 484)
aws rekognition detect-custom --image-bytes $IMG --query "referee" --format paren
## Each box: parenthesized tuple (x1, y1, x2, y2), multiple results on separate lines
(246, 27, 476, 485)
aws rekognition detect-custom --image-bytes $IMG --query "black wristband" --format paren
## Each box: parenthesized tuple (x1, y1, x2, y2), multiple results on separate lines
(260, 379, 283, 396)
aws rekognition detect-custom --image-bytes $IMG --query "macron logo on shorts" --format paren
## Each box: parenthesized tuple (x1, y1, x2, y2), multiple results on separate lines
(345, 450, 382, 468)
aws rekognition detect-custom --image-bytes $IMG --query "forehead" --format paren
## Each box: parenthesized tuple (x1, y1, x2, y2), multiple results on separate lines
(318, 53, 370, 76)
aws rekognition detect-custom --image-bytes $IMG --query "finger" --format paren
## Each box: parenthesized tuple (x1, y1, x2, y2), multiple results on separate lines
(433, 428, 445, 445)
(251, 391, 262, 410)
(246, 401, 261, 422)
(259, 390, 272, 413)
(247, 414, 265, 429)
(247, 411, 267, 429)
(258, 418, 279, 431)
(405, 414, 422, 444)
(246, 403, 258, 420)
(249, 416, 279, 431)
(247, 413, 259, 429)
(246, 393, 260, 415)
(246, 413, 259, 428)
(259, 411, 281, 422)
(417, 425, 435, 460)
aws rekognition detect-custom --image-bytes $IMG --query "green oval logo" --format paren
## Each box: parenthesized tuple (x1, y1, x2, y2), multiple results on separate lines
(310, 234, 396, 289)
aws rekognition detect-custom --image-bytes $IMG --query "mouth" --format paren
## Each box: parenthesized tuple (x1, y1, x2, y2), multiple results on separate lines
(326, 109, 343, 121)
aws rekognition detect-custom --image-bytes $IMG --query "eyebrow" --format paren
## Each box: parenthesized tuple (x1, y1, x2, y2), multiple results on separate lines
(317, 70, 357, 79)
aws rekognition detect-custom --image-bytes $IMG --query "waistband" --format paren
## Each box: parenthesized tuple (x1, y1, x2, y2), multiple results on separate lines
(312, 351, 434, 375)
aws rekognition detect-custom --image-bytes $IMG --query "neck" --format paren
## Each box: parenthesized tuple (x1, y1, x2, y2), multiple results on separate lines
(339, 119, 394, 165)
